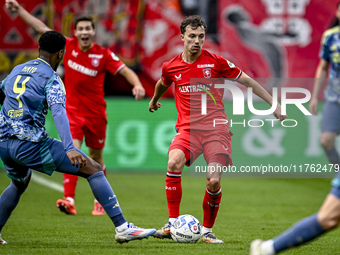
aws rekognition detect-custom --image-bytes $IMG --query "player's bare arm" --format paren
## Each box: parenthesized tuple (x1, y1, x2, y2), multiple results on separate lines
(5, 0, 51, 34)
(149, 79, 168, 112)
(237, 72, 287, 121)
(309, 59, 329, 115)
(118, 66, 145, 101)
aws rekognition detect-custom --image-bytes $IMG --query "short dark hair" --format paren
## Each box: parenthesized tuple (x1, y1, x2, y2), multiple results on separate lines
(180, 15, 207, 34)
(39, 31, 66, 53)
(74, 14, 95, 29)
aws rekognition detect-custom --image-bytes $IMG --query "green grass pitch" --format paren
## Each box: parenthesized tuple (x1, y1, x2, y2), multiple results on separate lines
(0, 170, 338, 255)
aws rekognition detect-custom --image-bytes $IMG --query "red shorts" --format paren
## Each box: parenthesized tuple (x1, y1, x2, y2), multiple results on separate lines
(67, 112, 107, 149)
(169, 128, 233, 167)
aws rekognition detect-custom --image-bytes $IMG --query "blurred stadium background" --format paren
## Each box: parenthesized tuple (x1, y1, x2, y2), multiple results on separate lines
(0, 1, 339, 254)
(0, 0, 336, 172)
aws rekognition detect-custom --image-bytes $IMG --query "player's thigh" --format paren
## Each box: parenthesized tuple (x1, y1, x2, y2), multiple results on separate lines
(0, 140, 31, 183)
(202, 129, 232, 166)
(84, 116, 107, 149)
(321, 100, 340, 134)
(169, 129, 202, 167)
(56, 150, 102, 178)
(0, 138, 73, 180)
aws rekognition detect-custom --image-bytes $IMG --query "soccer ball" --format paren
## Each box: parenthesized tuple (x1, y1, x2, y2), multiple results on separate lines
(170, 214, 201, 243)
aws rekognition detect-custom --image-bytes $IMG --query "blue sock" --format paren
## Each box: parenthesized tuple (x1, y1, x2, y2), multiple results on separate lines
(0, 182, 23, 228)
(324, 147, 340, 165)
(87, 171, 126, 227)
(273, 214, 325, 253)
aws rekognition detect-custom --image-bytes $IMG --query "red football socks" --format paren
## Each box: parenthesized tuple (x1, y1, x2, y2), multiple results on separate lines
(63, 173, 78, 199)
(165, 171, 182, 218)
(202, 187, 222, 228)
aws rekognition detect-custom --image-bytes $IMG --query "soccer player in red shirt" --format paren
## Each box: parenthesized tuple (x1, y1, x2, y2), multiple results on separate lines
(148, 15, 287, 243)
(6, 0, 145, 216)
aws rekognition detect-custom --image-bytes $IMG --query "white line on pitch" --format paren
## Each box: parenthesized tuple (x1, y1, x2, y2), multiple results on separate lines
(31, 172, 63, 193)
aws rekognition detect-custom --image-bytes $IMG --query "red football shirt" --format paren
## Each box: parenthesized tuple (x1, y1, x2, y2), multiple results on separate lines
(63, 37, 125, 117)
(161, 49, 242, 130)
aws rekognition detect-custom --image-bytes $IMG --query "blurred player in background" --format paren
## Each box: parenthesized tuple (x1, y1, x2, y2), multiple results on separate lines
(5, 0, 145, 216)
(0, 30, 155, 245)
(149, 15, 286, 243)
(250, 2, 340, 254)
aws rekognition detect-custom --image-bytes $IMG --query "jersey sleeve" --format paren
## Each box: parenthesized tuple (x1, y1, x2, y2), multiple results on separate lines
(161, 62, 173, 87)
(319, 32, 330, 62)
(45, 74, 66, 108)
(217, 56, 242, 81)
(104, 48, 126, 75)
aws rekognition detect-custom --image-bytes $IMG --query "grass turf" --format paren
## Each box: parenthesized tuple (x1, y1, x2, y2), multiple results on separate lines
(0, 171, 338, 255)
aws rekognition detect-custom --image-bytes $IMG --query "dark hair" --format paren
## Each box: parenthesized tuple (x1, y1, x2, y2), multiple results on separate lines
(39, 31, 66, 53)
(74, 14, 95, 29)
(330, 2, 340, 28)
(180, 15, 207, 34)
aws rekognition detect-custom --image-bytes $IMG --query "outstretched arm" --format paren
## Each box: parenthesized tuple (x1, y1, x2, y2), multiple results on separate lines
(118, 66, 145, 101)
(237, 72, 287, 121)
(309, 59, 329, 115)
(148, 79, 169, 112)
(50, 104, 86, 168)
(5, 0, 51, 34)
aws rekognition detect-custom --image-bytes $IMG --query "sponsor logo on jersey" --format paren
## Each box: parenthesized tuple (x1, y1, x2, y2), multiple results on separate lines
(175, 74, 182, 81)
(197, 64, 214, 68)
(92, 58, 100, 67)
(8, 109, 23, 118)
(67, 60, 98, 77)
(98, 139, 104, 143)
(202, 68, 211, 78)
(178, 83, 211, 93)
(71, 50, 78, 57)
(222, 145, 228, 151)
(88, 54, 103, 58)
(111, 52, 120, 61)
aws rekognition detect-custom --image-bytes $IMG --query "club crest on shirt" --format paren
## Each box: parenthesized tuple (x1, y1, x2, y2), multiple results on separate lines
(92, 58, 100, 67)
(202, 68, 211, 78)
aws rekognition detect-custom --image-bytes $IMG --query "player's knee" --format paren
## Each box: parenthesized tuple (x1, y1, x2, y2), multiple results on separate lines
(320, 137, 334, 151)
(168, 158, 183, 172)
(320, 217, 340, 230)
(206, 178, 220, 191)
(319, 213, 340, 230)
(79, 159, 102, 178)
(92, 160, 102, 173)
